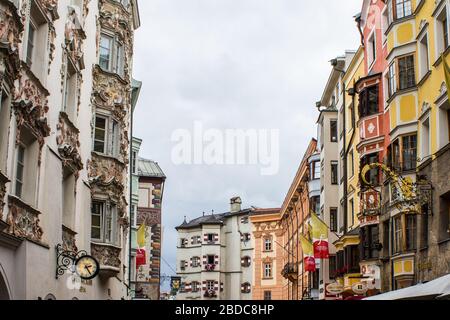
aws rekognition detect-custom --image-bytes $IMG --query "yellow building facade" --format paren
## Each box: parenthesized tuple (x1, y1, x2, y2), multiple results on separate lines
(333, 46, 366, 298)
(378, 0, 450, 292)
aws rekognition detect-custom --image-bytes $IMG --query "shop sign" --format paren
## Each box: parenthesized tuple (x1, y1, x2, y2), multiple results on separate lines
(326, 282, 344, 296)
(352, 282, 368, 295)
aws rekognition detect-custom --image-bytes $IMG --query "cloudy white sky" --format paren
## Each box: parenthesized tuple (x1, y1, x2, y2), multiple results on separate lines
(132, 0, 362, 291)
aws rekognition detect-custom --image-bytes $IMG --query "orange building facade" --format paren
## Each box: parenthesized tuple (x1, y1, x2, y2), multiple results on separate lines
(280, 139, 319, 300)
(250, 208, 284, 300)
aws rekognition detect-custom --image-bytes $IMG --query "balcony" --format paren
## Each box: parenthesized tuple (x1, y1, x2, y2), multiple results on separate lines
(6, 195, 43, 243)
(91, 242, 122, 277)
(281, 263, 298, 282)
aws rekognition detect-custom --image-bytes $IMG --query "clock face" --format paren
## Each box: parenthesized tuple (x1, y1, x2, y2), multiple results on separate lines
(75, 256, 100, 280)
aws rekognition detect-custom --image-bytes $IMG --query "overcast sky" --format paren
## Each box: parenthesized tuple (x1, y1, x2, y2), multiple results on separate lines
(132, 0, 362, 291)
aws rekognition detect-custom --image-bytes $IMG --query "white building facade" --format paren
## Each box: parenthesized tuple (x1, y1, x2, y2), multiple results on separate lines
(175, 197, 254, 300)
(0, 0, 140, 300)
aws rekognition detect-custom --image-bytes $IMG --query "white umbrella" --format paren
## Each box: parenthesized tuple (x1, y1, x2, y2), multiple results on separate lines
(364, 274, 450, 300)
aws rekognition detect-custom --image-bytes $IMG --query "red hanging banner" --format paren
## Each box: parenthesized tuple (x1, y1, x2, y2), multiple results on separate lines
(136, 248, 146, 268)
(304, 256, 316, 272)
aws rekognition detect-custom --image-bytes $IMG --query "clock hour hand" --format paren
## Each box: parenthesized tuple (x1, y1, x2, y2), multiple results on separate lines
(84, 265, 93, 275)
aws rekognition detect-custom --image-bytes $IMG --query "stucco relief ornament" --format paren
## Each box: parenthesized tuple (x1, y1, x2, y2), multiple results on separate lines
(83, 0, 91, 18)
(7, 197, 44, 242)
(91, 243, 121, 269)
(0, 173, 8, 220)
(0, 7, 21, 54)
(13, 73, 50, 164)
(56, 113, 83, 172)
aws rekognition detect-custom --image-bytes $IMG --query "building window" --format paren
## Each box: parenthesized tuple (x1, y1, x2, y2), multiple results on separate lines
(192, 282, 199, 293)
(389, 134, 417, 171)
(359, 85, 379, 117)
(311, 161, 320, 180)
(418, 33, 430, 80)
(344, 245, 360, 274)
(436, 6, 449, 56)
(192, 256, 200, 267)
(14, 145, 25, 198)
(206, 280, 215, 291)
(330, 208, 338, 232)
(367, 31, 376, 67)
(93, 115, 120, 157)
(99, 34, 113, 71)
(361, 225, 380, 260)
(263, 263, 272, 279)
(420, 117, 430, 159)
(180, 238, 188, 247)
(130, 205, 137, 228)
(131, 151, 137, 174)
(62, 58, 78, 121)
(264, 237, 272, 251)
(394, 0, 412, 20)
(241, 282, 251, 294)
(402, 134, 417, 171)
(94, 116, 107, 153)
(180, 260, 187, 271)
(311, 196, 320, 216)
(361, 153, 380, 186)
(91, 201, 117, 244)
(439, 193, 450, 241)
(264, 291, 272, 300)
(330, 120, 338, 142)
(349, 150, 354, 178)
(329, 255, 337, 279)
(349, 198, 355, 228)
(393, 215, 403, 254)
(398, 55, 416, 90)
(26, 21, 36, 66)
(241, 256, 251, 268)
(26, 1, 49, 80)
(331, 161, 338, 185)
(192, 236, 201, 245)
(406, 215, 417, 251)
(387, 63, 396, 98)
(99, 33, 125, 77)
(242, 233, 251, 242)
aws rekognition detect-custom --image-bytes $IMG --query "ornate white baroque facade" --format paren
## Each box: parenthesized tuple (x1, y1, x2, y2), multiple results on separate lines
(0, 0, 140, 300)
(175, 197, 254, 300)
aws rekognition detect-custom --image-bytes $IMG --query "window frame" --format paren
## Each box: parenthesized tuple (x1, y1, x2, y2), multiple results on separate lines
(93, 113, 121, 157)
(264, 237, 273, 252)
(14, 144, 26, 198)
(330, 119, 338, 142)
(263, 262, 273, 279)
(91, 200, 118, 245)
(99, 31, 126, 78)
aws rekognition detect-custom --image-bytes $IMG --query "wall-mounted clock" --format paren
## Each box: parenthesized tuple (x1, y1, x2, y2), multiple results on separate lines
(75, 255, 100, 280)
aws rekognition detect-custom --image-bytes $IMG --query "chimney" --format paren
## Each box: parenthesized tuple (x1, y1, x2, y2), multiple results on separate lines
(230, 197, 242, 213)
